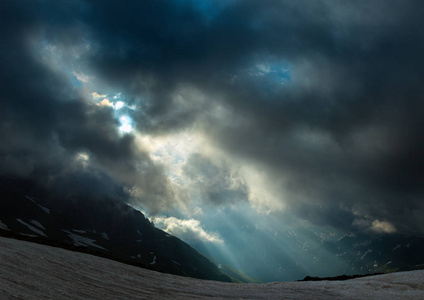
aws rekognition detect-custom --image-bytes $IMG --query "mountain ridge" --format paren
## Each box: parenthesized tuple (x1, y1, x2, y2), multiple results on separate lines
(0, 176, 231, 282)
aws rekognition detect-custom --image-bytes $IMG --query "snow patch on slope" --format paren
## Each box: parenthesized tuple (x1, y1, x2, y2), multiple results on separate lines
(16, 219, 47, 237)
(392, 244, 401, 252)
(24, 195, 50, 214)
(360, 249, 372, 260)
(30, 220, 45, 230)
(0, 219, 8, 230)
(62, 230, 107, 250)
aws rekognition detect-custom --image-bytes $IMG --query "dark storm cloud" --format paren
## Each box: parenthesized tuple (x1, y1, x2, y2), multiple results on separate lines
(0, 0, 174, 210)
(1, 0, 424, 232)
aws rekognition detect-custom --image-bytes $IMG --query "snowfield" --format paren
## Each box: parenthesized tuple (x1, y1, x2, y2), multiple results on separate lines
(0, 237, 423, 299)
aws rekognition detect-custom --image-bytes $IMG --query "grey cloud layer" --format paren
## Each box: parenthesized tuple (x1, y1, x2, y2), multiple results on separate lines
(0, 0, 174, 208)
(1, 0, 424, 233)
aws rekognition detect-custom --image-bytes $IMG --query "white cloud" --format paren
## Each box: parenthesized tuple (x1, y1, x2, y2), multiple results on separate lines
(72, 71, 94, 83)
(352, 215, 397, 234)
(97, 98, 114, 107)
(94, 95, 131, 111)
(153, 216, 223, 243)
(92, 92, 107, 99)
(371, 220, 397, 234)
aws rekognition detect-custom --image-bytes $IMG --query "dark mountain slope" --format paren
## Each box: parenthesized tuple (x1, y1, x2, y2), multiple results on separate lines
(0, 177, 231, 282)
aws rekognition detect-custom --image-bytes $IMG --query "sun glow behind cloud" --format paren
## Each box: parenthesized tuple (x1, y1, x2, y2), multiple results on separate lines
(134, 128, 290, 215)
(34, 38, 139, 137)
(118, 115, 133, 134)
(94, 95, 135, 134)
(135, 131, 204, 181)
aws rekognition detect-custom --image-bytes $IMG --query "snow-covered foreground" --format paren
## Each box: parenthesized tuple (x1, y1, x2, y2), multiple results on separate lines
(0, 237, 423, 299)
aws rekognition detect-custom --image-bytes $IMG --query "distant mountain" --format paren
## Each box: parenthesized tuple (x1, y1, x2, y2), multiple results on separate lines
(273, 228, 424, 280)
(206, 224, 424, 282)
(0, 177, 231, 282)
(317, 232, 424, 275)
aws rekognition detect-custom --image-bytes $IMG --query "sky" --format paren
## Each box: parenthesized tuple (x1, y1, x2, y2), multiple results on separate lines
(1, 0, 424, 281)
